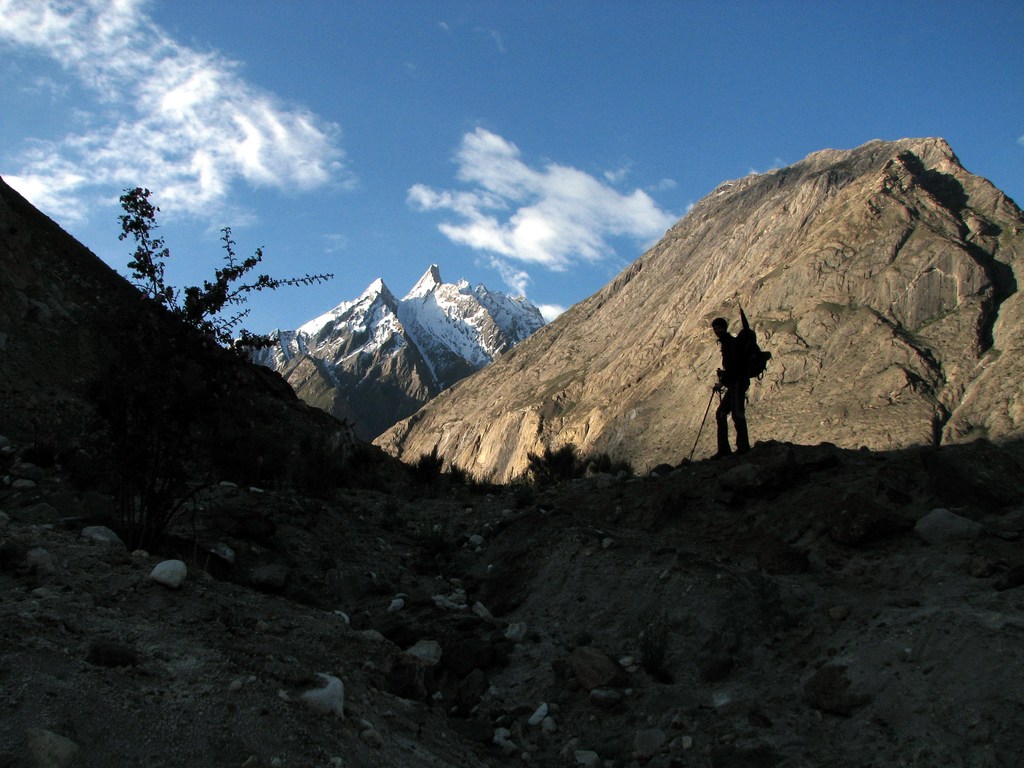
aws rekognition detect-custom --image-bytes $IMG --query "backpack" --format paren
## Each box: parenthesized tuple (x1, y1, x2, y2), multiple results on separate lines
(735, 305, 772, 379)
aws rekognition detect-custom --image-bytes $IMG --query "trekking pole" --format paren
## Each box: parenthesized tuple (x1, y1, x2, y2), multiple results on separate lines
(686, 387, 718, 463)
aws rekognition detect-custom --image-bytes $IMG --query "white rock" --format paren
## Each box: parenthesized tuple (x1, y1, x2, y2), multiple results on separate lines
(915, 508, 983, 544)
(505, 622, 529, 642)
(81, 526, 125, 548)
(26, 548, 57, 575)
(405, 639, 443, 667)
(574, 750, 600, 768)
(210, 542, 235, 563)
(493, 728, 517, 756)
(541, 716, 557, 734)
(300, 673, 345, 718)
(528, 702, 549, 726)
(432, 593, 467, 610)
(472, 601, 494, 621)
(468, 534, 485, 548)
(149, 559, 188, 589)
(387, 597, 405, 613)
(26, 728, 79, 768)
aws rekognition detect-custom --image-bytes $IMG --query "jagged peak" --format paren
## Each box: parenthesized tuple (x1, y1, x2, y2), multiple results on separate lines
(404, 264, 443, 300)
(359, 277, 396, 303)
(297, 278, 396, 336)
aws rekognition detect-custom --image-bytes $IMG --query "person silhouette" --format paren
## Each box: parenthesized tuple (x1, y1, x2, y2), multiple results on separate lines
(710, 317, 750, 458)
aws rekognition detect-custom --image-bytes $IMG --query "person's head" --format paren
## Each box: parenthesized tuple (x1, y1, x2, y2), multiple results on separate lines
(711, 317, 728, 339)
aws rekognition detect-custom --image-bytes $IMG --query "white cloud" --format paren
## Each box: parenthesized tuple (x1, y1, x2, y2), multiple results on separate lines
(409, 128, 677, 286)
(537, 303, 566, 322)
(485, 255, 531, 297)
(604, 164, 632, 184)
(0, 0, 349, 221)
(1018, 134, 1024, 147)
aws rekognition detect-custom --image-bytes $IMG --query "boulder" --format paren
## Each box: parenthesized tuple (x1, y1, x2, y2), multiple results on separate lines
(803, 664, 873, 716)
(914, 508, 983, 545)
(81, 525, 125, 548)
(568, 647, 628, 691)
(300, 673, 345, 718)
(149, 559, 187, 589)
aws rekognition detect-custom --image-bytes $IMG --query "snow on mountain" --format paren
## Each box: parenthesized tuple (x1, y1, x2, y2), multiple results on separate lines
(254, 265, 544, 439)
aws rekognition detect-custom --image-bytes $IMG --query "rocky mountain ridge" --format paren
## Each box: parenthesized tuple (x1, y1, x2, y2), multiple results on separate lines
(253, 265, 544, 440)
(376, 138, 1024, 482)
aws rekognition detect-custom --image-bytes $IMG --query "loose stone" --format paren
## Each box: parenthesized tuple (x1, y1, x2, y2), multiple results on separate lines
(26, 728, 79, 768)
(82, 526, 125, 547)
(527, 702, 548, 726)
(300, 673, 345, 718)
(149, 559, 188, 589)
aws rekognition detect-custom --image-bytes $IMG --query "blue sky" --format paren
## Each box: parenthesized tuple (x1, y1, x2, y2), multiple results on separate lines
(2, 0, 1022, 332)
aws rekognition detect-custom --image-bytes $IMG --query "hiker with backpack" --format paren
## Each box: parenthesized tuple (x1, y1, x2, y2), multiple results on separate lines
(709, 307, 770, 458)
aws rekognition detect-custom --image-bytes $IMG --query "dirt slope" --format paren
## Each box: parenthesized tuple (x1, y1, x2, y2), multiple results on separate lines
(3, 434, 1023, 767)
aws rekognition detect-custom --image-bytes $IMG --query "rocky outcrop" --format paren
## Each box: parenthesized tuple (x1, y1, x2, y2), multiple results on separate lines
(376, 138, 1024, 481)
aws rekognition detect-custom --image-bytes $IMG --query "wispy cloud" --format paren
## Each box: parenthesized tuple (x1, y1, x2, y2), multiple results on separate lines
(322, 233, 348, 254)
(0, 0, 350, 223)
(408, 128, 677, 290)
(537, 303, 566, 323)
(475, 27, 506, 54)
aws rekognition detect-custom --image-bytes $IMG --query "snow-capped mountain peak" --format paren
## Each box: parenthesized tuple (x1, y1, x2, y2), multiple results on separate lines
(404, 264, 443, 301)
(256, 265, 545, 440)
(297, 277, 396, 338)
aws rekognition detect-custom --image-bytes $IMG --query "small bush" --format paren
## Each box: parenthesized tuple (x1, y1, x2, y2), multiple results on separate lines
(92, 317, 213, 550)
(446, 462, 470, 486)
(526, 444, 580, 485)
(413, 447, 445, 484)
(118, 187, 331, 352)
(91, 187, 336, 549)
(585, 453, 634, 476)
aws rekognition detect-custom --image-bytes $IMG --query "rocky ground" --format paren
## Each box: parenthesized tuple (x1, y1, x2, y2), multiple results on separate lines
(2, 434, 1024, 768)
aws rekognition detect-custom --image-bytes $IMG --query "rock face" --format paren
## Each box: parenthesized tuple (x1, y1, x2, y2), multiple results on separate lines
(253, 266, 544, 440)
(376, 138, 1024, 481)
